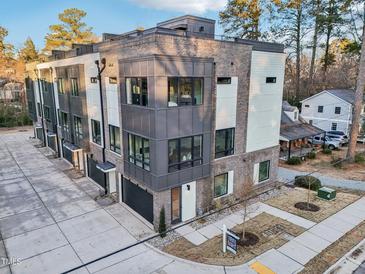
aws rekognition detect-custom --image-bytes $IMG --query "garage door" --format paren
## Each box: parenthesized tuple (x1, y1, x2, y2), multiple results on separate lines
(87, 157, 106, 189)
(122, 178, 153, 224)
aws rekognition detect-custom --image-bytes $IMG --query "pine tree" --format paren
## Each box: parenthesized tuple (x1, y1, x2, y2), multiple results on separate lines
(219, 0, 264, 40)
(0, 26, 14, 60)
(44, 8, 95, 52)
(19, 38, 39, 63)
(159, 207, 167, 237)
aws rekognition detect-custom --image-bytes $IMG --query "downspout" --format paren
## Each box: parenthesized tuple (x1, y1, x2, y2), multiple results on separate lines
(95, 58, 107, 194)
(49, 67, 61, 157)
(34, 69, 46, 147)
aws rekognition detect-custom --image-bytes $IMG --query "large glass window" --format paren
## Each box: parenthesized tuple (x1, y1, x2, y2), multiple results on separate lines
(168, 135, 203, 172)
(57, 78, 65, 94)
(168, 77, 203, 107)
(71, 78, 79, 96)
(41, 79, 48, 92)
(215, 128, 235, 159)
(214, 173, 228, 198)
(91, 119, 101, 145)
(128, 134, 150, 171)
(258, 160, 270, 182)
(74, 116, 83, 145)
(109, 125, 121, 154)
(126, 77, 148, 106)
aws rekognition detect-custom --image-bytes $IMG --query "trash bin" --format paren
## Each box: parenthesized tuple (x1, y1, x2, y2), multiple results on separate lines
(318, 187, 336, 201)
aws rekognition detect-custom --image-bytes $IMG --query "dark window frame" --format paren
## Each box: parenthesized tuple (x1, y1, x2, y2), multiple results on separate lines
(109, 125, 121, 154)
(215, 128, 235, 159)
(60, 111, 69, 137)
(214, 173, 228, 198)
(91, 119, 101, 145)
(70, 78, 79, 96)
(126, 77, 148, 106)
(258, 160, 270, 182)
(266, 77, 277, 83)
(335, 106, 341, 114)
(41, 78, 48, 92)
(57, 78, 65, 94)
(168, 135, 203, 173)
(73, 116, 83, 145)
(331, 122, 338, 131)
(128, 133, 150, 171)
(44, 105, 51, 122)
(318, 106, 324, 113)
(168, 77, 204, 107)
(90, 77, 97, 84)
(217, 77, 232, 85)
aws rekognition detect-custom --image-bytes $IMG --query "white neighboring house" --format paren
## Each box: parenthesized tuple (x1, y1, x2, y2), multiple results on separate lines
(300, 89, 365, 134)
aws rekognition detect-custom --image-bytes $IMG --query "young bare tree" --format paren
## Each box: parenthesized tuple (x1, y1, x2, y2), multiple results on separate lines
(347, 25, 365, 160)
(241, 175, 256, 240)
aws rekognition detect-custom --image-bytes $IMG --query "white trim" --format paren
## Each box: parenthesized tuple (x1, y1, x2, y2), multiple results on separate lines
(300, 90, 353, 106)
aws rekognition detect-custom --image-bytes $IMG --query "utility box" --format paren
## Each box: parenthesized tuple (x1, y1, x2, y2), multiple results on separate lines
(318, 187, 336, 201)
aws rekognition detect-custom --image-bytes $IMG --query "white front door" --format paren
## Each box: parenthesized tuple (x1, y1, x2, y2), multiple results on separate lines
(181, 181, 196, 221)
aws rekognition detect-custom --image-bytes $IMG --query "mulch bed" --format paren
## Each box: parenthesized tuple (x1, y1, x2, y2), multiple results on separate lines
(238, 232, 259, 247)
(294, 202, 320, 212)
(163, 212, 305, 266)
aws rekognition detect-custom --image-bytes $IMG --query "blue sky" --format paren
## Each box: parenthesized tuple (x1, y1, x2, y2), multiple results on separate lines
(0, 0, 226, 50)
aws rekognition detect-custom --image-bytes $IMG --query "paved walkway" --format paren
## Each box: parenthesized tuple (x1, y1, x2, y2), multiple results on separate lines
(176, 202, 316, 246)
(1, 129, 365, 274)
(279, 167, 365, 191)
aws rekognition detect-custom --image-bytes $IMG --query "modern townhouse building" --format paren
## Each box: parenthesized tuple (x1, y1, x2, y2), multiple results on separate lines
(25, 15, 286, 229)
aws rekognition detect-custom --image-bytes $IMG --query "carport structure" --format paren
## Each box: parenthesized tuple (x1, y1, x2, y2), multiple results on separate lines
(280, 111, 324, 160)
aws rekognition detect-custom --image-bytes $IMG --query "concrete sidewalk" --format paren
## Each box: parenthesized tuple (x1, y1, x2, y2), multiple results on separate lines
(1, 129, 364, 274)
(0, 131, 153, 274)
(278, 167, 365, 191)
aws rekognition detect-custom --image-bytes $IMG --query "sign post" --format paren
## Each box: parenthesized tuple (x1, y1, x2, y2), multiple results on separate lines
(222, 224, 240, 255)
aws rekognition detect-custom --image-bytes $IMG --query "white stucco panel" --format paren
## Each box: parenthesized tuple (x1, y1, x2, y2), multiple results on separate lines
(246, 51, 286, 153)
(216, 77, 238, 130)
(105, 77, 120, 127)
(181, 181, 196, 221)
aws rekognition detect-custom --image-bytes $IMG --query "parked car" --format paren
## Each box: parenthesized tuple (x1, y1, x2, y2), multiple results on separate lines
(308, 135, 340, 149)
(326, 131, 348, 145)
(358, 135, 365, 144)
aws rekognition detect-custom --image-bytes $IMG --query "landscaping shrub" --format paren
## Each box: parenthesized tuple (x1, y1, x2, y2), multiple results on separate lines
(355, 153, 365, 164)
(159, 207, 167, 237)
(307, 151, 316, 159)
(294, 175, 322, 191)
(322, 147, 332, 155)
(287, 156, 302, 165)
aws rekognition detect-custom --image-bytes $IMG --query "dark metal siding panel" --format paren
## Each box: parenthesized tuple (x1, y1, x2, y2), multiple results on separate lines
(122, 178, 153, 224)
(87, 157, 106, 189)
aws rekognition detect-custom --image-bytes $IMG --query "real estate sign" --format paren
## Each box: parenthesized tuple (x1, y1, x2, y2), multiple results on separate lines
(222, 225, 240, 255)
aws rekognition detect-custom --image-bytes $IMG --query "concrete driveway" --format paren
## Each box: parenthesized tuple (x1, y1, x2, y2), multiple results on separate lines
(0, 129, 154, 274)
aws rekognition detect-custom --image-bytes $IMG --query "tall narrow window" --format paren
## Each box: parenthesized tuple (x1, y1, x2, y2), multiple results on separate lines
(331, 123, 337, 131)
(258, 160, 270, 182)
(109, 125, 121, 154)
(168, 135, 203, 172)
(71, 78, 79, 96)
(57, 78, 65, 94)
(215, 128, 235, 159)
(44, 106, 51, 122)
(60, 112, 69, 138)
(41, 79, 48, 92)
(91, 119, 101, 145)
(214, 173, 228, 198)
(74, 116, 83, 145)
(127, 134, 150, 171)
(168, 77, 204, 107)
(126, 77, 148, 106)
